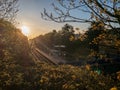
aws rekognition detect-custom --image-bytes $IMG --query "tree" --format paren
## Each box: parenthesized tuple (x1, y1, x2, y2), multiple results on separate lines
(58, 24, 75, 53)
(0, 0, 19, 23)
(85, 21, 105, 59)
(60, 24, 74, 43)
(42, 0, 120, 29)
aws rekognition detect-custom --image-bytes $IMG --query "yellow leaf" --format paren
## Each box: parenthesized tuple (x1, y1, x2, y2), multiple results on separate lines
(86, 64, 90, 70)
(110, 87, 117, 90)
(71, 75, 76, 80)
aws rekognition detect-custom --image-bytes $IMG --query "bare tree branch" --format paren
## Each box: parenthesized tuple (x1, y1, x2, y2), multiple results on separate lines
(41, 0, 120, 28)
(0, 0, 19, 23)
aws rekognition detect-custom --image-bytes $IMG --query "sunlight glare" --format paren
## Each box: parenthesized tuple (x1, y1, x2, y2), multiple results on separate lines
(21, 26, 30, 36)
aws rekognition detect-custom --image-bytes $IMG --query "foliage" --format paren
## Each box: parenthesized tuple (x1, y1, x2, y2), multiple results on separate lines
(1, 60, 120, 90)
(0, 20, 34, 89)
(0, 9, 120, 90)
(84, 21, 105, 59)
(0, 20, 34, 66)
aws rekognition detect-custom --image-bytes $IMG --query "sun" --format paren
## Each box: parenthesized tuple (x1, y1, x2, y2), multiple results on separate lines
(21, 26, 30, 36)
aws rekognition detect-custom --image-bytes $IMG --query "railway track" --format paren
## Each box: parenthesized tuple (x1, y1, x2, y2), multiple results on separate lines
(30, 40, 66, 65)
(31, 47, 58, 65)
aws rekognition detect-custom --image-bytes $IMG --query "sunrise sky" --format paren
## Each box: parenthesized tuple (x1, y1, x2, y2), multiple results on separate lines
(17, 0, 90, 38)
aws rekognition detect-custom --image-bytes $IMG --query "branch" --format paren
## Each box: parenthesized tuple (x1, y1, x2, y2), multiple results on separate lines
(94, 0, 116, 18)
(42, 0, 120, 28)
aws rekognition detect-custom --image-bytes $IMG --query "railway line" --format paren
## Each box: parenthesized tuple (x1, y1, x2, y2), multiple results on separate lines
(30, 39, 67, 65)
(31, 47, 58, 65)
